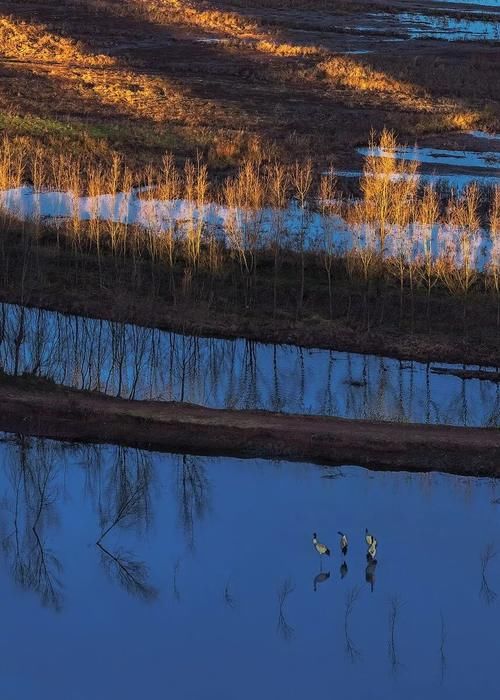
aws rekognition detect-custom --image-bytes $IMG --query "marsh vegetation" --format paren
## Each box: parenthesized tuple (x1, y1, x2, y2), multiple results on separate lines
(0, 130, 498, 363)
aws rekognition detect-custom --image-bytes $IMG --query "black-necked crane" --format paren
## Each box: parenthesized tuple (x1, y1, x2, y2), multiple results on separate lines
(365, 528, 376, 547)
(312, 532, 330, 569)
(367, 540, 377, 561)
(338, 531, 348, 557)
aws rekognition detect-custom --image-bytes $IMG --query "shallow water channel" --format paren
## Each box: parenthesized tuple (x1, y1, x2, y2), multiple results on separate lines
(396, 12, 500, 40)
(0, 185, 495, 268)
(436, 0, 499, 6)
(1, 303, 498, 426)
(357, 144, 500, 171)
(0, 435, 499, 700)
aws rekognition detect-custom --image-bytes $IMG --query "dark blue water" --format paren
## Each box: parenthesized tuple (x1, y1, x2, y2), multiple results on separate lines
(1, 303, 498, 427)
(0, 435, 498, 699)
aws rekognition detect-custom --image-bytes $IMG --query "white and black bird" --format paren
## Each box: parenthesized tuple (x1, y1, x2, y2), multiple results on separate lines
(365, 528, 377, 548)
(312, 533, 331, 562)
(338, 531, 348, 557)
(367, 540, 377, 561)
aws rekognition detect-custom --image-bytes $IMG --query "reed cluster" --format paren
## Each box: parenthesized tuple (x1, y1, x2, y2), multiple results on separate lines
(0, 130, 498, 329)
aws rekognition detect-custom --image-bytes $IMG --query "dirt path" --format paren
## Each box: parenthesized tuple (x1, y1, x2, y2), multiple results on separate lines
(1, 375, 498, 475)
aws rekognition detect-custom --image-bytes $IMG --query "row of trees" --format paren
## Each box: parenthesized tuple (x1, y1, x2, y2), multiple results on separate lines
(0, 130, 498, 322)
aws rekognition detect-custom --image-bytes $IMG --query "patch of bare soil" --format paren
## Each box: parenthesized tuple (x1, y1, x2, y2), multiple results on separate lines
(1, 374, 498, 475)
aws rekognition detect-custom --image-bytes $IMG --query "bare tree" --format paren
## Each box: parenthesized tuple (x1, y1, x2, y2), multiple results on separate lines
(267, 161, 289, 318)
(487, 185, 500, 326)
(439, 184, 481, 329)
(292, 158, 313, 318)
(416, 183, 440, 323)
(318, 172, 340, 319)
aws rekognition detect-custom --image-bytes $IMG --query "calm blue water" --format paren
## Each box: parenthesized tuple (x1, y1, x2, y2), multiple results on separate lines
(1, 303, 498, 426)
(397, 12, 500, 40)
(0, 435, 499, 700)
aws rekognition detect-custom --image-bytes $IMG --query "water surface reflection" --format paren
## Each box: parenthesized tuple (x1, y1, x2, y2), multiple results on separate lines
(1, 303, 498, 426)
(0, 435, 498, 699)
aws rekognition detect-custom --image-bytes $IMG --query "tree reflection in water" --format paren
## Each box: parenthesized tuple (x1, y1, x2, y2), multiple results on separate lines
(223, 578, 236, 608)
(277, 577, 295, 641)
(388, 596, 402, 674)
(97, 446, 153, 537)
(439, 611, 447, 684)
(0, 436, 63, 610)
(96, 447, 157, 601)
(172, 558, 182, 602)
(175, 455, 211, 549)
(0, 439, 216, 604)
(344, 587, 361, 662)
(0, 438, 160, 605)
(0, 301, 497, 428)
(479, 543, 497, 605)
(97, 542, 157, 601)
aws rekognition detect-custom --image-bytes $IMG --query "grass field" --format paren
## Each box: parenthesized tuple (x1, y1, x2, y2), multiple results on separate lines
(0, 0, 497, 177)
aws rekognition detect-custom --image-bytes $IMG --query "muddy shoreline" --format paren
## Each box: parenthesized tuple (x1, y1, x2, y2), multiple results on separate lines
(1, 375, 498, 475)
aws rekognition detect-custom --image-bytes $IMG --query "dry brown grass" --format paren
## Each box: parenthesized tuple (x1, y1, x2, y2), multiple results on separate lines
(96, 0, 263, 38)
(320, 56, 418, 97)
(371, 51, 500, 105)
(0, 10, 252, 164)
(0, 0, 496, 174)
(255, 40, 325, 57)
(318, 56, 486, 130)
(445, 111, 483, 131)
(0, 62, 205, 126)
(0, 14, 215, 126)
(0, 16, 114, 65)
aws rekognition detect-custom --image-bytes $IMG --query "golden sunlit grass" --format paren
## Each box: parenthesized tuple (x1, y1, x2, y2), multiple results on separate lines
(72, 67, 214, 124)
(0, 0, 497, 357)
(446, 111, 482, 131)
(254, 40, 325, 57)
(318, 56, 485, 130)
(0, 11, 253, 168)
(225, 0, 360, 7)
(0, 14, 217, 126)
(0, 16, 114, 65)
(320, 57, 418, 98)
(109, 0, 262, 38)
(0, 0, 496, 174)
